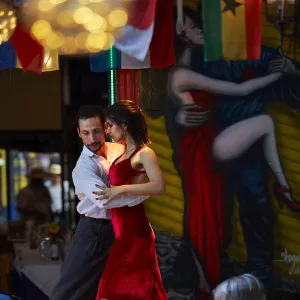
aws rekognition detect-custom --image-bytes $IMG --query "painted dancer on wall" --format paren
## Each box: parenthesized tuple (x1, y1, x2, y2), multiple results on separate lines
(165, 2, 300, 298)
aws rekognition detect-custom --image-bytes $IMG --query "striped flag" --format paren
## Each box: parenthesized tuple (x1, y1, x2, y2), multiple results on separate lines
(10, 22, 44, 73)
(0, 0, 45, 74)
(90, 0, 175, 72)
(2, 1, 45, 73)
(202, 0, 261, 61)
(0, 38, 59, 73)
(0, 23, 45, 73)
(114, 0, 156, 61)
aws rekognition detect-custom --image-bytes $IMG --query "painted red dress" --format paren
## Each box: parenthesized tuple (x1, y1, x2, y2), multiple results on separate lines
(178, 92, 225, 297)
(96, 147, 168, 300)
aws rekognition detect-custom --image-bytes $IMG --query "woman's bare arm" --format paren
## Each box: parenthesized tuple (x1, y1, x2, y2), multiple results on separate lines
(92, 148, 165, 203)
(172, 68, 281, 100)
(176, 0, 184, 34)
(121, 148, 166, 196)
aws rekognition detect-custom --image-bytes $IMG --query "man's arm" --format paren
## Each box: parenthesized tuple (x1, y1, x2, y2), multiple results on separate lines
(73, 160, 148, 210)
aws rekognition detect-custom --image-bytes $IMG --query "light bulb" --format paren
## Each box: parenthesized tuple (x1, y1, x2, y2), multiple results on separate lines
(0, 3, 16, 46)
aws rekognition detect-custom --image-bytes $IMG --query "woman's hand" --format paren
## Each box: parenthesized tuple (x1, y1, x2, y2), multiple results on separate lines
(176, 18, 184, 35)
(176, 104, 210, 127)
(93, 185, 125, 205)
(176, 0, 184, 35)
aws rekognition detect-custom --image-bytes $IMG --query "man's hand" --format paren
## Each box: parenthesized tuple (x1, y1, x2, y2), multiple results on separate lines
(268, 55, 300, 76)
(176, 104, 210, 127)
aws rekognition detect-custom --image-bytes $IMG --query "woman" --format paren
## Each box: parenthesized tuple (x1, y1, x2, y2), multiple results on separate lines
(94, 100, 168, 300)
(168, 3, 300, 298)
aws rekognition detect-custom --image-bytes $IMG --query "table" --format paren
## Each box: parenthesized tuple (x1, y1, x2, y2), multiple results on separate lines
(13, 243, 61, 299)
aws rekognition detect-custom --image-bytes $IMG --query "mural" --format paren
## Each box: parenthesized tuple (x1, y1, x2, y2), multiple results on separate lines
(140, 1, 300, 299)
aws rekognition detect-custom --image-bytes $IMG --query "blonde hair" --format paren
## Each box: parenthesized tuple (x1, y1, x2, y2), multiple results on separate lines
(212, 274, 265, 300)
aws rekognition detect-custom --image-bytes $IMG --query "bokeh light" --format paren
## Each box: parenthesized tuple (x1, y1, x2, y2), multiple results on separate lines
(0, 2, 17, 46)
(21, 0, 129, 55)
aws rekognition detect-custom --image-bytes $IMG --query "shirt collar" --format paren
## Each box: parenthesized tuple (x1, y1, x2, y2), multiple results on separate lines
(82, 145, 96, 157)
(82, 145, 108, 162)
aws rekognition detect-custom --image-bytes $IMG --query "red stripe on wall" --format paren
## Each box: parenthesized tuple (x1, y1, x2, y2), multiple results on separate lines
(133, 70, 139, 106)
(116, 70, 140, 104)
(244, 0, 262, 60)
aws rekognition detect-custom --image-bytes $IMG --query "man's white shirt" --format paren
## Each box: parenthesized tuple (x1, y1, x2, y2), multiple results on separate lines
(73, 143, 148, 219)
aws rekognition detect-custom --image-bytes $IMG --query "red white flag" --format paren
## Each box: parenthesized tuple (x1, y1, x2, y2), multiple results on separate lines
(90, 0, 175, 71)
(114, 0, 157, 61)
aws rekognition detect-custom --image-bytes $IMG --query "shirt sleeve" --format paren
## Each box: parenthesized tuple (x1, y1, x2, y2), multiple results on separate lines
(100, 193, 149, 209)
(73, 159, 148, 210)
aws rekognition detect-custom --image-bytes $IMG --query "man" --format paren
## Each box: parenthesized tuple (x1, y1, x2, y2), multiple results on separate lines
(16, 167, 52, 223)
(203, 46, 300, 284)
(50, 105, 147, 300)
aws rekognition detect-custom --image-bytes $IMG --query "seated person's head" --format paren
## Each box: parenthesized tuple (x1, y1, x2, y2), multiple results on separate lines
(212, 274, 265, 300)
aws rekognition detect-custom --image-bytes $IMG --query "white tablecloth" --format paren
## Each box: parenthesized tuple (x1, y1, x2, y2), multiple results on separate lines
(13, 243, 61, 297)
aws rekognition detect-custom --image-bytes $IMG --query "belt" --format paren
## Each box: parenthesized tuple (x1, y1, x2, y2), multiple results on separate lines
(81, 215, 112, 225)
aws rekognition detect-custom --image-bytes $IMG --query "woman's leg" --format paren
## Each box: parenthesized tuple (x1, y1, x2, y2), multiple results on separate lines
(212, 115, 292, 201)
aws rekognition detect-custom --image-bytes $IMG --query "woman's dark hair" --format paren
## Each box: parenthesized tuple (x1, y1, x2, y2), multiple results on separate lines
(174, 4, 203, 60)
(107, 100, 151, 147)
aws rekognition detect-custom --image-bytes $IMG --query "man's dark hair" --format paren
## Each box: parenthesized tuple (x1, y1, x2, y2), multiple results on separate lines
(75, 105, 105, 128)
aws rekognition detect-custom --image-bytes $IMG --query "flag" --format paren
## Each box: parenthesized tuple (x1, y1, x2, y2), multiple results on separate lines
(0, 41, 17, 69)
(90, 0, 175, 72)
(0, 1, 57, 73)
(0, 25, 58, 73)
(10, 22, 44, 73)
(16, 48, 59, 72)
(202, 0, 261, 61)
(114, 0, 156, 61)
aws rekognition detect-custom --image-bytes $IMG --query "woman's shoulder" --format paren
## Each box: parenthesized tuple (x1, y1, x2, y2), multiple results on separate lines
(139, 146, 156, 159)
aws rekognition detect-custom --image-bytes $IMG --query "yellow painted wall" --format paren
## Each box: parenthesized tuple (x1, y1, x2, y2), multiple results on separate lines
(144, 116, 185, 237)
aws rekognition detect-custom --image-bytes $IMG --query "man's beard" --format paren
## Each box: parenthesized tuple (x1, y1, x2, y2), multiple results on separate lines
(86, 141, 103, 153)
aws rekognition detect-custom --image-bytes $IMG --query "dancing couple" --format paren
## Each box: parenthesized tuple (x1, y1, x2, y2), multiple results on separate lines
(51, 101, 168, 300)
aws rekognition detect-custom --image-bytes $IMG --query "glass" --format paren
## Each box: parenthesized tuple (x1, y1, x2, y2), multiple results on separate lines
(39, 237, 52, 263)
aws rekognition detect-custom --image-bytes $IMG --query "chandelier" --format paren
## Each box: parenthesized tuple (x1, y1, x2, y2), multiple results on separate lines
(21, 0, 129, 55)
(264, 0, 300, 51)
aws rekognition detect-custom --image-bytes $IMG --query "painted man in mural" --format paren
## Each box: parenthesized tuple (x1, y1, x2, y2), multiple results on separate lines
(164, 2, 300, 298)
